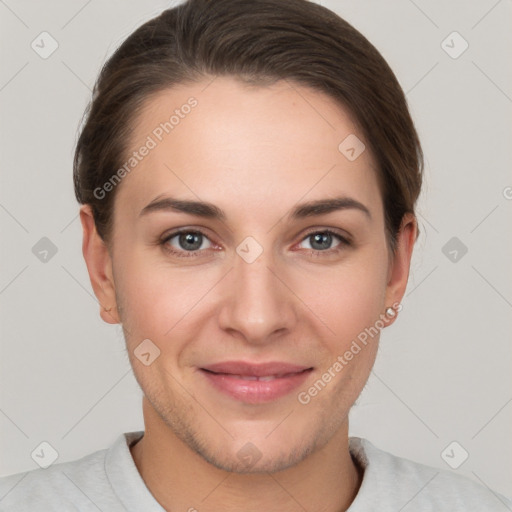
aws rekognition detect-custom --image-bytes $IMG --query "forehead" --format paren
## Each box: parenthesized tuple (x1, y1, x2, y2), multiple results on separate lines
(114, 76, 382, 223)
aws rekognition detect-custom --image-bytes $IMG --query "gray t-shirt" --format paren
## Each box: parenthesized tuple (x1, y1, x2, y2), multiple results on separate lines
(0, 431, 510, 511)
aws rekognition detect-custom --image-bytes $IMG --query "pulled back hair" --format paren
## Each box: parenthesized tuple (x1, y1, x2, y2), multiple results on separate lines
(73, 0, 423, 254)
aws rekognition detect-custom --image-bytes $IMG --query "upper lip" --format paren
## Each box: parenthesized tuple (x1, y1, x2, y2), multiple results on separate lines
(200, 361, 313, 377)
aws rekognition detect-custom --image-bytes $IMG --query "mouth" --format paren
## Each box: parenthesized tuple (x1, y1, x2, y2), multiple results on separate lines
(201, 371, 306, 381)
(198, 361, 314, 404)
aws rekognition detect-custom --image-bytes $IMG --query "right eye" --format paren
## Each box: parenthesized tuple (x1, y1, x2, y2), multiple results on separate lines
(160, 229, 214, 258)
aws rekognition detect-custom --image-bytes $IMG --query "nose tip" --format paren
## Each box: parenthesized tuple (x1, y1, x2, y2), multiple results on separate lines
(217, 254, 297, 344)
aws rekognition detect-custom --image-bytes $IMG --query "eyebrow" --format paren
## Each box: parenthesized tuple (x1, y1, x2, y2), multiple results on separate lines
(139, 195, 372, 221)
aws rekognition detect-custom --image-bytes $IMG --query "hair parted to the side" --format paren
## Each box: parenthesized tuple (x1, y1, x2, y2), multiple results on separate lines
(73, 0, 423, 255)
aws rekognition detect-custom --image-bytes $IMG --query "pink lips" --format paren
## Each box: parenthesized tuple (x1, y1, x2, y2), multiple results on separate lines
(199, 361, 313, 404)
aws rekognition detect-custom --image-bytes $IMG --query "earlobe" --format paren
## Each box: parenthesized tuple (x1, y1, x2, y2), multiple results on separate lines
(384, 213, 417, 324)
(79, 205, 120, 325)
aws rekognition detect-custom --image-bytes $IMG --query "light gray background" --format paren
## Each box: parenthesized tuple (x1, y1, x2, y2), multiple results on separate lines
(1, 0, 511, 499)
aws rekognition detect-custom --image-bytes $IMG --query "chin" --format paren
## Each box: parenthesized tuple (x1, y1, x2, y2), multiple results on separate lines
(199, 441, 316, 474)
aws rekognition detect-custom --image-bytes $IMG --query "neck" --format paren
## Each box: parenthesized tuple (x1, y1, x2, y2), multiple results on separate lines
(130, 397, 363, 512)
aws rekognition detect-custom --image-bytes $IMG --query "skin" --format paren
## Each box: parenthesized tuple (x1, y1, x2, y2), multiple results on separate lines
(80, 76, 417, 512)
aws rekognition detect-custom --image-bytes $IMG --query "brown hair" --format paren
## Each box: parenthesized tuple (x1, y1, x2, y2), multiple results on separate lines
(73, 0, 423, 254)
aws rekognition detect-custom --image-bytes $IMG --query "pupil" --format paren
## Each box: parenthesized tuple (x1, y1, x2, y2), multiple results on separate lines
(180, 232, 201, 250)
(312, 233, 331, 250)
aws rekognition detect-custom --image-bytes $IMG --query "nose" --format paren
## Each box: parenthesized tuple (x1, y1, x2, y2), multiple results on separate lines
(217, 247, 298, 345)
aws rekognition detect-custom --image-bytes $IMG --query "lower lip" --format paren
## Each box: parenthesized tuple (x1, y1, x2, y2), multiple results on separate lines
(199, 369, 313, 404)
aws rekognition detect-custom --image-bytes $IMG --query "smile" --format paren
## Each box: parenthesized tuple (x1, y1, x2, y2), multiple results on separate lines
(199, 363, 314, 404)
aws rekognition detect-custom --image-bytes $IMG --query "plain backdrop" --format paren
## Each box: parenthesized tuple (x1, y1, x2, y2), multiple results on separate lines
(1, 0, 511, 498)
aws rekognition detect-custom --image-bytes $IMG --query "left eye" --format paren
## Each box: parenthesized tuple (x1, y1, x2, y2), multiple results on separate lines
(298, 230, 348, 252)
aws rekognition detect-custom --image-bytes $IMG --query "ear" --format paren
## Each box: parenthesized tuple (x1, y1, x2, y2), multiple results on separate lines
(384, 212, 417, 324)
(79, 204, 120, 324)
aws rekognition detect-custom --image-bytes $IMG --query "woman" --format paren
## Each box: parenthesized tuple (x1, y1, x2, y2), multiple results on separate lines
(1, 0, 510, 510)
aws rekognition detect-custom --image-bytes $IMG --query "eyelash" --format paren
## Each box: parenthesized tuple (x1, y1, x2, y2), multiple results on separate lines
(159, 228, 352, 259)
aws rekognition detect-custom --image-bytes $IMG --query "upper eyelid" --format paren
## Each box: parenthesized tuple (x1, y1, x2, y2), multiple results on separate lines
(161, 228, 214, 247)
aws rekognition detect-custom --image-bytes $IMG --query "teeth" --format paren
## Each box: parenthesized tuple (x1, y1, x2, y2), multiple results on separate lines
(207, 370, 310, 380)
(230, 374, 277, 381)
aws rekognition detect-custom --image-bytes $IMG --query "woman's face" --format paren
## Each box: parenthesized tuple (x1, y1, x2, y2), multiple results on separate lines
(84, 76, 415, 472)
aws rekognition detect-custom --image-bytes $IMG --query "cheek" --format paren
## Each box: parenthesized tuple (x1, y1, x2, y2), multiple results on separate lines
(114, 250, 214, 340)
(300, 259, 387, 406)
(295, 247, 389, 342)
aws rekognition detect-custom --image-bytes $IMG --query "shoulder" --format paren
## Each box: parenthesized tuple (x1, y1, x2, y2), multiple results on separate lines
(348, 436, 512, 511)
(0, 433, 137, 512)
